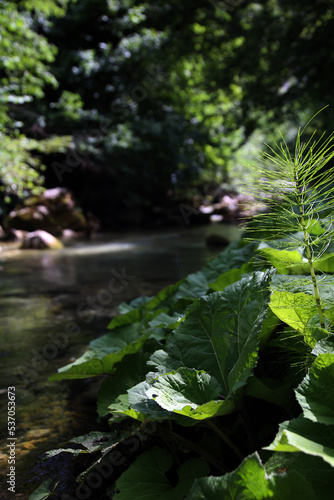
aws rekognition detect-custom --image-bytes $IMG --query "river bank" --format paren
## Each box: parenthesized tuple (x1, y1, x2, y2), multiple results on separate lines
(0, 223, 241, 498)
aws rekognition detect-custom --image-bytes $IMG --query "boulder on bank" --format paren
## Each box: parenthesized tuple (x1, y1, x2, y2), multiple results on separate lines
(199, 193, 259, 222)
(4, 187, 88, 236)
(21, 230, 63, 250)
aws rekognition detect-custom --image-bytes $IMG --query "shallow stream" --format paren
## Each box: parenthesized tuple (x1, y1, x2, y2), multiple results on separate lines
(0, 223, 240, 497)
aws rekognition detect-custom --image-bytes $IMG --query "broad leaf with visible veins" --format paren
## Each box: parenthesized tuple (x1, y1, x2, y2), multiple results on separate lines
(123, 272, 272, 422)
(269, 291, 328, 347)
(146, 368, 234, 419)
(168, 271, 272, 395)
(295, 353, 334, 425)
(50, 322, 148, 380)
(185, 452, 316, 500)
(114, 446, 210, 500)
(265, 416, 334, 467)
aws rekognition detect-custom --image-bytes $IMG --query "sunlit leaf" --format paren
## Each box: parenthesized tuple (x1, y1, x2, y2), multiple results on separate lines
(269, 291, 328, 346)
(186, 452, 316, 499)
(146, 368, 234, 419)
(97, 353, 149, 418)
(169, 271, 272, 395)
(295, 353, 334, 425)
(265, 452, 334, 499)
(265, 416, 334, 467)
(50, 323, 149, 380)
(27, 479, 57, 500)
(208, 263, 252, 291)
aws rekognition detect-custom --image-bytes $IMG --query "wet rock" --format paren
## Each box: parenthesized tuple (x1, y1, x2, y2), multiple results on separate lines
(62, 228, 78, 240)
(21, 230, 63, 250)
(4, 187, 88, 235)
(200, 193, 259, 222)
(0, 227, 26, 242)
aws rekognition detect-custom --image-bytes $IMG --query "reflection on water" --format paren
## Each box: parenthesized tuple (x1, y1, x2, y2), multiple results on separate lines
(0, 223, 240, 496)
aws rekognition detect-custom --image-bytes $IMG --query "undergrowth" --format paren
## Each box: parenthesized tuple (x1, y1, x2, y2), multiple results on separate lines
(30, 117, 334, 499)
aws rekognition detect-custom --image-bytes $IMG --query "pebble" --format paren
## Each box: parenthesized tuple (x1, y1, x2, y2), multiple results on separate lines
(24, 428, 52, 440)
(20, 441, 38, 450)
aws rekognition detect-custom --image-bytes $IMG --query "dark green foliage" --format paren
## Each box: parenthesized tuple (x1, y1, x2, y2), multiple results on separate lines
(30, 120, 334, 497)
(2, 0, 334, 224)
(29, 228, 334, 498)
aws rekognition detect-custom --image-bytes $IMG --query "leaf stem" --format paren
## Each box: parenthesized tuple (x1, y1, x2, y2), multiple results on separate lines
(294, 170, 326, 328)
(161, 427, 228, 473)
(160, 421, 182, 467)
(207, 420, 244, 461)
(239, 410, 257, 451)
(304, 232, 326, 329)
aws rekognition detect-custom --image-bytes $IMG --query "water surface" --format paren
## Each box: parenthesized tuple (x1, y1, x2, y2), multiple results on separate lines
(0, 223, 241, 497)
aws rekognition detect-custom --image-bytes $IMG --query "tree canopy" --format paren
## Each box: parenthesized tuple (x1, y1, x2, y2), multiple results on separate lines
(1, 0, 334, 225)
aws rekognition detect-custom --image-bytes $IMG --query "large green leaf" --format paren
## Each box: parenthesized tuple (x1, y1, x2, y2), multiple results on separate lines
(97, 353, 150, 417)
(145, 312, 184, 340)
(28, 479, 56, 500)
(123, 272, 271, 422)
(185, 452, 316, 499)
(271, 274, 334, 308)
(114, 446, 210, 500)
(312, 337, 334, 356)
(270, 291, 317, 332)
(146, 349, 185, 376)
(108, 394, 145, 422)
(146, 368, 234, 419)
(148, 312, 183, 329)
(108, 279, 185, 329)
(126, 381, 173, 421)
(265, 416, 334, 467)
(269, 291, 328, 346)
(118, 296, 151, 314)
(168, 271, 272, 395)
(314, 252, 334, 273)
(50, 323, 149, 380)
(265, 452, 334, 499)
(257, 244, 306, 274)
(295, 353, 334, 425)
(107, 309, 142, 330)
(174, 241, 257, 300)
(208, 263, 252, 292)
(147, 369, 221, 409)
(125, 378, 218, 425)
(43, 431, 121, 459)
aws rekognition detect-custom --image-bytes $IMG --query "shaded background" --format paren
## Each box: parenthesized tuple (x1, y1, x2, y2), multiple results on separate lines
(1, 0, 334, 229)
(1, 1, 334, 497)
